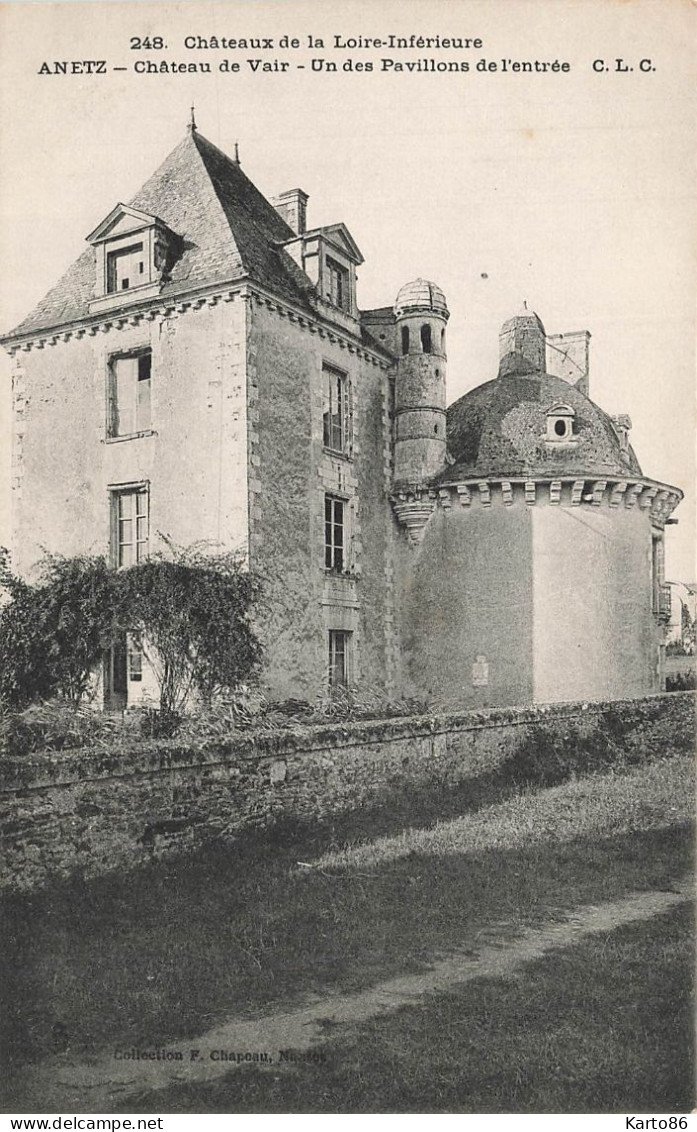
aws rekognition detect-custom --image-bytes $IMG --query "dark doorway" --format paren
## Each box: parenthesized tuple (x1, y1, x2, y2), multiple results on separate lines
(104, 635, 127, 711)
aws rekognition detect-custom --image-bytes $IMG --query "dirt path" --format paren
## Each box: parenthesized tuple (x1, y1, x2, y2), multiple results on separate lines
(8, 881, 692, 1111)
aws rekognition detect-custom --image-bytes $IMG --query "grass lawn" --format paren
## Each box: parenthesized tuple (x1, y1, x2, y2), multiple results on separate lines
(2, 752, 692, 1074)
(127, 902, 694, 1114)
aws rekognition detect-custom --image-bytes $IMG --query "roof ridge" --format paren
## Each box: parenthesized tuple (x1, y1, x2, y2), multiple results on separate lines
(191, 129, 296, 242)
(3, 127, 314, 339)
(129, 129, 237, 248)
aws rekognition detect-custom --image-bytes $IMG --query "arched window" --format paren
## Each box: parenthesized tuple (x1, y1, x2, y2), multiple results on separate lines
(441, 328, 446, 351)
(401, 326, 409, 355)
(421, 324, 432, 353)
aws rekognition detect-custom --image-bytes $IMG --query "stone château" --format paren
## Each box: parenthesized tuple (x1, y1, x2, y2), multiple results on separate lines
(1, 122, 682, 709)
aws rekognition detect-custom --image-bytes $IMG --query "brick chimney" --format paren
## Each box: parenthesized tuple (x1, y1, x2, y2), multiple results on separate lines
(272, 188, 308, 236)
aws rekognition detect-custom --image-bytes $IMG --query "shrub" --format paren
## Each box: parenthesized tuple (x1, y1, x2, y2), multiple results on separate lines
(0, 700, 143, 757)
(0, 543, 264, 723)
(118, 543, 263, 717)
(666, 670, 696, 692)
(172, 687, 433, 747)
(0, 551, 119, 709)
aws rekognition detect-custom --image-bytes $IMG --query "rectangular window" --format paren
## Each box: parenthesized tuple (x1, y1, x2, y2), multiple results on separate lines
(325, 494, 346, 572)
(322, 365, 350, 454)
(128, 637, 143, 682)
(328, 630, 352, 689)
(651, 534, 662, 613)
(652, 533, 668, 618)
(107, 243, 145, 293)
(110, 486, 149, 568)
(108, 350, 152, 437)
(326, 257, 349, 311)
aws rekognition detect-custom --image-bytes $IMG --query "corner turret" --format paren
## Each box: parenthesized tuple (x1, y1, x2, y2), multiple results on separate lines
(392, 279, 449, 483)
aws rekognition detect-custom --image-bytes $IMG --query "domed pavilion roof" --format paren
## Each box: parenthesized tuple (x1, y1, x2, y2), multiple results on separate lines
(394, 278, 448, 318)
(441, 372, 642, 482)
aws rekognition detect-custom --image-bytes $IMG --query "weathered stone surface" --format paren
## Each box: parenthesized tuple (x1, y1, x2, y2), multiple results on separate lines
(1, 692, 692, 893)
(1, 128, 683, 717)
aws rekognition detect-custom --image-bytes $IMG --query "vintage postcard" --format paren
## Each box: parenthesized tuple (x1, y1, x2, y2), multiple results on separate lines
(0, 0, 695, 1121)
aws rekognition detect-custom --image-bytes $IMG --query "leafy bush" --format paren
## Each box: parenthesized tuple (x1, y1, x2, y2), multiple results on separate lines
(0, 700, 143, 757)
(0, 551, 119, 708)
(173, 687, 433, 747)
(0, 543, 263, 720)
(666, 670, 696, 692)
(313, 686, 431, 722)
(666, 640, 689, 656)
(118, 542, 263, 716)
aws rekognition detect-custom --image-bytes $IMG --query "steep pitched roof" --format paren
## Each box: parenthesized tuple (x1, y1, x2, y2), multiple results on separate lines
(5, 129, 316, 339)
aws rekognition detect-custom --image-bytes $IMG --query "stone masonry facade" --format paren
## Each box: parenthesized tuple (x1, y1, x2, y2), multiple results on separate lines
(1, 124, 682, 710)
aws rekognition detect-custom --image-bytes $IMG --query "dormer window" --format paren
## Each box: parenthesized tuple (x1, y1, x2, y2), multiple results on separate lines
(326, 257, 349, 311)
(281, 222, 362, 323)
(107, 243, 145, 293)
(86, 204, 180, 314)
(545, 404, 578, 444)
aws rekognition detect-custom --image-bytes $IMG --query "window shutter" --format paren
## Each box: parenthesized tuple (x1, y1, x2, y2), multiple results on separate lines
(109, 492, 118, 567)
(135, 354, 152, 432)
(114, 357, 138, 436)
(344, 377, 353, 455)
(107, 362, 118, 437)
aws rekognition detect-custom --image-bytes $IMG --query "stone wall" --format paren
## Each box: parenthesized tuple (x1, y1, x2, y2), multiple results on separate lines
(247, 293, 395, 701)
(396, 482, 665, 710)
(1, 692, 692, 893)
(10, 298, 249, 579)
(9, 283, 399, 708)
(532, 501, 660, 702)
(399, 497, 535, 708)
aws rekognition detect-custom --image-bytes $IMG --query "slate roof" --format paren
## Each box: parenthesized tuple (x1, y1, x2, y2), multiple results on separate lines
(441, 372, 643, 483)
(5, 129, 317, 340)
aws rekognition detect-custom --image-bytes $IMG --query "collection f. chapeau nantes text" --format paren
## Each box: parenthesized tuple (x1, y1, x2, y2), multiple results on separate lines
(112, 1048, 326, 1064)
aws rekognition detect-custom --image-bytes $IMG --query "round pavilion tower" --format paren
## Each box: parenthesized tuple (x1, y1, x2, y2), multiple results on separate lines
(398, 307, 682, 709)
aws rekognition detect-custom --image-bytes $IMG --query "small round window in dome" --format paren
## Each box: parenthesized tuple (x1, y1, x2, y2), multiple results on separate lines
(546, 403, 577, 444)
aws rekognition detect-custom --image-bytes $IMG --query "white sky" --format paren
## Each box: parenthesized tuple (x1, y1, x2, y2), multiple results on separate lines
(0, 0, 695, 578)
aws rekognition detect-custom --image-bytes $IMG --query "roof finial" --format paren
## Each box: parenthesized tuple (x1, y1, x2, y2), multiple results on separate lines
(523, 299, 528, 310)
(234, 141, 240, 165)
(189, 104, 197, 133)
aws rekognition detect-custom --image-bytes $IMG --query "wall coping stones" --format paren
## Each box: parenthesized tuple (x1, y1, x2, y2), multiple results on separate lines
(2, 692, 692, 795)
